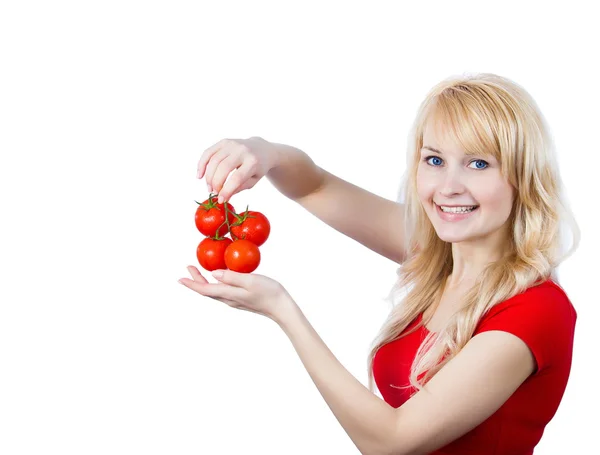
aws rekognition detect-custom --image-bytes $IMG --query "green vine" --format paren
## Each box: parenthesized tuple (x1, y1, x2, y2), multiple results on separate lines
(207, 192, 240, 241)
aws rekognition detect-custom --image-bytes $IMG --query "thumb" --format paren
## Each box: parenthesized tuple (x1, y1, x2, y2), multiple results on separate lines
(212, 269, 249, 288)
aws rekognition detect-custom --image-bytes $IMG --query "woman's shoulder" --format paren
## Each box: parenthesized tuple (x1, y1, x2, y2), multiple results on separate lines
(497, 278, 571, 307)
(478, 278, 576, 327)
(474, 278, 577, 373)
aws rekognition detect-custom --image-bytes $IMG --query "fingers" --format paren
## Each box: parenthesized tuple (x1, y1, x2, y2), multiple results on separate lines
(211, 154, 243, 195)
(180, 266, 246, 301)
(187, 265, 208, 283)
(214, 161, 256, 203)
(219, 176, 258, 204)
(180, 279, 242, 306)
(198, 139, 228, 180)
(211, 268, 252, 288)
(203, 148, 230, 192)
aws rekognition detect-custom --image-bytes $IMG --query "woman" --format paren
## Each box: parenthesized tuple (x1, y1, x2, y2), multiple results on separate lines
(179, 72, 580, 454)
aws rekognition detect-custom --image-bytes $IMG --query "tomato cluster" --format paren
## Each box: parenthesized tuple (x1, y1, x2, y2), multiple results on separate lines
(194, 193, 271, 273)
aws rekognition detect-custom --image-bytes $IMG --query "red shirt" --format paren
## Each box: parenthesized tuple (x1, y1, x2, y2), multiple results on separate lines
(372, 279, 577, 454)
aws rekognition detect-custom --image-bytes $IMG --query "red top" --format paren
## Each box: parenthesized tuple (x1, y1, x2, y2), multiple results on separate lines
(372, 279, 576, 455)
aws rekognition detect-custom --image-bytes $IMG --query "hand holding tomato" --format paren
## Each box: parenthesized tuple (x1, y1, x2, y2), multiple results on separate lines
(178, 265, 298, 324)
(196, 137, 280, 204)
(183, 144, 298, 324)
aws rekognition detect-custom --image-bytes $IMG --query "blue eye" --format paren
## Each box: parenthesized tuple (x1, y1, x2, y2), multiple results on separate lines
(469, 159, 489, 169)
(425, 156, 443, 166)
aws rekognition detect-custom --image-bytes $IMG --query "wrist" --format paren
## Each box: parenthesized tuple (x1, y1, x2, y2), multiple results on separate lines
(273, 296, 303, 331)
(268, 142, 295, 170)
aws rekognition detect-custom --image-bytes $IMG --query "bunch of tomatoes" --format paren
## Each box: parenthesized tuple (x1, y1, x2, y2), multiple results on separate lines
(194, 193, 271, 273)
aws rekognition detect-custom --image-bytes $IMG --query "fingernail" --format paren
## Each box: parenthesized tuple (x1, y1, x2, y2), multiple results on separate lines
(212, 270, 224, 278)
(207, 184, 212, 193)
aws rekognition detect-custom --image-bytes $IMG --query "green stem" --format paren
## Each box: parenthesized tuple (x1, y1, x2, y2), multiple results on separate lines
(224, 201, 239, 241)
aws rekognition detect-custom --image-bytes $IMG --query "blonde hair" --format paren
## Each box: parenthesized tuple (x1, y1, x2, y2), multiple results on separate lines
(366, 72, 580, 396)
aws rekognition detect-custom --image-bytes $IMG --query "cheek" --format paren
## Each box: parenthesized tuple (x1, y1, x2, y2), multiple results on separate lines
(416, 169, 436, 200)
(479, 182, 514, 213)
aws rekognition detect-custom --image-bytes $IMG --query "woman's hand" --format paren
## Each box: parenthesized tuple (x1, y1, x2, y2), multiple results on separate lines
(197, 136, 280, 204)
(178, 265, 297, 324)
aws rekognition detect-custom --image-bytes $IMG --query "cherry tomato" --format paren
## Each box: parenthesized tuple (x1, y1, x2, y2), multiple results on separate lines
(194, 194, 237, 237)
(224, 239, 261, 273)
(197, 237, 233, 271)
(230, 209, 271, 246)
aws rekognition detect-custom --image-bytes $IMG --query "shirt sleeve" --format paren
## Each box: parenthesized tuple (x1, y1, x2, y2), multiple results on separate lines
(474, 282, 577, 374)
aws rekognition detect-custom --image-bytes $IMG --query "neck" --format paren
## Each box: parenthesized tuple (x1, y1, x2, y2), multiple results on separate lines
(447, 231, 511, 288)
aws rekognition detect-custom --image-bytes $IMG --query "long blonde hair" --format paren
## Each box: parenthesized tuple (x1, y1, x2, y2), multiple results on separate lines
(366, 72, 580, 396)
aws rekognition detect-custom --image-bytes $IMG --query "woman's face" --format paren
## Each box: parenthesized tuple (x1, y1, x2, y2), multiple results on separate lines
(416, 121, 515, 246)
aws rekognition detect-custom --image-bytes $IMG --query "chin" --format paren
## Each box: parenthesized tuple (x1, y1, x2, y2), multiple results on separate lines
(433, 226, 474, 243)
(436, 233, 468, 243)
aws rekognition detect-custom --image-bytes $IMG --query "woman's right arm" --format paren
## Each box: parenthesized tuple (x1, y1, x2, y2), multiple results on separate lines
(267, 143, 407, 265)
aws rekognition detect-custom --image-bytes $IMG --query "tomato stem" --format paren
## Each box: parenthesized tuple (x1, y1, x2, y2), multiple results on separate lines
(202, 193, 244, 241)
(224, 202, 239, 241)
(208, 193, 230, 241)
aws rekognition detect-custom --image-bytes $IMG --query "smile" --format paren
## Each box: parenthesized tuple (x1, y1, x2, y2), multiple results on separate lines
(435, 203, 479, 221)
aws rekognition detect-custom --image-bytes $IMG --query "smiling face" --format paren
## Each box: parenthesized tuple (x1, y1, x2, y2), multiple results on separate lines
(416, 119, 516, 247)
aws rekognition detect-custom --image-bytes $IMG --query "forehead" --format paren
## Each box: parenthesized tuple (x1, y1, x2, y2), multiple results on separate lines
(421, 116, 496, 160)
(421, 121, 464, 154)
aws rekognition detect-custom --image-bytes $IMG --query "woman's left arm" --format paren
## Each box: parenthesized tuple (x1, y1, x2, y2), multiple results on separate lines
(179, 265, 396, 454)
(276, 302, 537, 455)
(276, 303, 397, 455)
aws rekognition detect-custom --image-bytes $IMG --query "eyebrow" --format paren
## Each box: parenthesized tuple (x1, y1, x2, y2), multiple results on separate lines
(421, 146, 443, 154)
(421, 145, 496, 161)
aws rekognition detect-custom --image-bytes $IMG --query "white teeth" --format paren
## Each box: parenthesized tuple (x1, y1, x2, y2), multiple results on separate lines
(439, 205, 477, 213)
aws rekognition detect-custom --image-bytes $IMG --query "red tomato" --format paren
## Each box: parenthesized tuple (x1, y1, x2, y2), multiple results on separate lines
(194, 195, 237, 237)
(224, 239, 261, 273)
(230, 210, 271, 246)
(197, 237, 233, 271)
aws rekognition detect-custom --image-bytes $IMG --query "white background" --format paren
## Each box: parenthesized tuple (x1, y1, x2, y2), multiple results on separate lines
(1, 1, 598, 454)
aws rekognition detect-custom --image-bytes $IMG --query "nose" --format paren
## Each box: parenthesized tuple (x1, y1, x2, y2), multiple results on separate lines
(438, 166, 466, 197)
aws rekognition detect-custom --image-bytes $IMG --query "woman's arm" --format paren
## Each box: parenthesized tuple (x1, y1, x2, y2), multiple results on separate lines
(276, 304, 535, 455)
(268, 144, 407, 265)
(276, 303, 397, 455)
